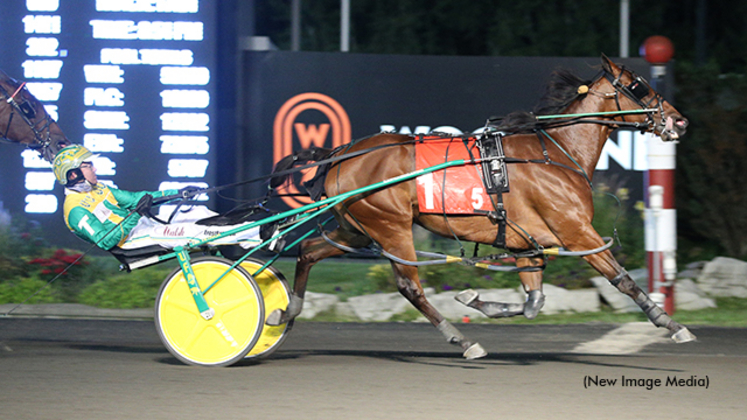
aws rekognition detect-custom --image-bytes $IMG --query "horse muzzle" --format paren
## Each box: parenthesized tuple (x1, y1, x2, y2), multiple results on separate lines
(658, 115, 688, 142)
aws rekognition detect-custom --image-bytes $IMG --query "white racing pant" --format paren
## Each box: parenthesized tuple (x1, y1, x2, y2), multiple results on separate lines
(120, 207, 261, 250)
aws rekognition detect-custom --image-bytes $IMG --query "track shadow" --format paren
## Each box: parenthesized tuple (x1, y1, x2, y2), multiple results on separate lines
(66, 343, 168, 354)
(229, 349, 685, 372)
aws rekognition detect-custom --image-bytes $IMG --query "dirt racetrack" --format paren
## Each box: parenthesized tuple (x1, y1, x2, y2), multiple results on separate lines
(1, 319, 745, 420)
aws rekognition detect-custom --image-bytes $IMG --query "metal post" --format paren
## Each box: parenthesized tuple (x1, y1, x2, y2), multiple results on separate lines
(619, 0, 629, 57)
(291, 0, 301, 51)
(341, 0, 350, 52)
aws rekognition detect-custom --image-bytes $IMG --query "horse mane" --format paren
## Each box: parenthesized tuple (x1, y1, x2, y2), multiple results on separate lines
(269, 146, 333, 189)
(492, 69, 592, 133)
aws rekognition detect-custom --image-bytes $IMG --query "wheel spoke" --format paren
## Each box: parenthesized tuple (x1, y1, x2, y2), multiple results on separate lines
(182, 321, 209, 351)
(215, 294, 256, 316)
(162, 297, 200, 316)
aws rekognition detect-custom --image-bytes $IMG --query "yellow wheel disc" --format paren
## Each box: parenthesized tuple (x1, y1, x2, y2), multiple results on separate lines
(240, 258, 293, 359)
(155, 257, 264, 367)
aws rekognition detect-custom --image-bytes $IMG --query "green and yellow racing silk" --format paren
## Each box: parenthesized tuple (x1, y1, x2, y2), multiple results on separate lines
(63, 184, 176, 250)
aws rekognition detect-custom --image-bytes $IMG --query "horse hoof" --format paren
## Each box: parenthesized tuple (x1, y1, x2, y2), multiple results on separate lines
(265, 309, 285, 326)
(523, 290, 545, 319)
(672, 327, 697, 343)
(463, 343, 487, 360)
(455, 289, 479, 306)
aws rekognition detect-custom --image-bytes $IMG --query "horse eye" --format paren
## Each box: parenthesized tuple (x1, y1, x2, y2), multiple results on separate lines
(627, 79, 650, 100)
(20, 102, 37, 119)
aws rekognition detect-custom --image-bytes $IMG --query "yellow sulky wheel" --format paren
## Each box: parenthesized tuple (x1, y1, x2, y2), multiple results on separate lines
(155, 256, 264, 367)
(240, 258, 294, 359)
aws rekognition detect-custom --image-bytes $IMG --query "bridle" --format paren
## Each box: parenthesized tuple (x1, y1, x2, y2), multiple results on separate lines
(0, 77, 57, 153)
(599, 66, 667, 135)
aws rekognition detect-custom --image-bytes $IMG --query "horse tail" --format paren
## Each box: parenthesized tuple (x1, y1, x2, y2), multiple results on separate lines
(269, 146, 334, 189)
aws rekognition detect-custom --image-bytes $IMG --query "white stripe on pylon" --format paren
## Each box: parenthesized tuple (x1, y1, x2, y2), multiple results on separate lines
(646, 133, 676, 170)
(644, 208, 677, 251)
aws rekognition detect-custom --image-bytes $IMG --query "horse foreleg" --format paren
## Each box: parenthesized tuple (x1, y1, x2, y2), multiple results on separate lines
(570, 227, 696, 343)
(454, 257, 545, 319)
(265, 233, 349, 326)
(601, 264, 696, 343)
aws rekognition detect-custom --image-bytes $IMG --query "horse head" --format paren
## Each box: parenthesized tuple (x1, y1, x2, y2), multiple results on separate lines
(599, 55, 688, 142)
(0, 70, 70, 162)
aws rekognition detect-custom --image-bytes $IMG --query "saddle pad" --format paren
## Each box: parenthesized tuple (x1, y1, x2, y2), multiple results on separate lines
(415, 137, 493, 214)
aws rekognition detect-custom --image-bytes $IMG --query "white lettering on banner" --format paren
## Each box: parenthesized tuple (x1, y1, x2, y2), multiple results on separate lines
(383, 124, 650, 172)
(25, 172, 56, 191)
(596, 131, 648, 171)
(84, 111, 130, 130)
(90, 20, 203, 41)
(43, 105, 57, 120)
(634, 133, 648, 170)
(84, 65, 125, 83)
(95, 0, 199, 13)
(167, 159, 209, 178)
(160, 113, 209, 132)
(380, 125, 462, 135)
(100, 48, 193, 66)
(597, 131, 632, 170)
(23, 15, 61, 34)
(91, 156, 117, 176)
(160, 135, 209, 154)
(159, 181, 208, 190)
(432, 126, 464, 135)
(22, 59, 63, 79)
(26, 0, 59, 12)
(159, 181, 209, 201)
(5, 0, 215, 218)
(84, 134, 124, 153)
(25, 194, 57, 214)
(26, 37, 59, 56)
(25, 82, 63, 101)
(84, 87, 125, 107)
(98, 180, 118, 189)
(160, 90, 209, 108)
(21, 150, 52, 169)
(160, 67, 210, 85)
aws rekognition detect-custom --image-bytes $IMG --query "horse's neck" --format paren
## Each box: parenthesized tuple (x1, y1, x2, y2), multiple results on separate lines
(549, 99, 616, 178)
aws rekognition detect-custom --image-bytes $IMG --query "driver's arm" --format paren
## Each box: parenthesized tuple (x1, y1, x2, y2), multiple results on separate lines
(66, 206, 141, 250)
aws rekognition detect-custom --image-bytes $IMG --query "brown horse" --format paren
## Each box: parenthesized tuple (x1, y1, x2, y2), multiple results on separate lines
(0, 70, 69, 162)
(267, 55, 694, 359)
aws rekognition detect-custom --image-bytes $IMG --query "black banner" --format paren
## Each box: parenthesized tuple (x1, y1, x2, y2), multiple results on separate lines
(239, 52, 659, 208)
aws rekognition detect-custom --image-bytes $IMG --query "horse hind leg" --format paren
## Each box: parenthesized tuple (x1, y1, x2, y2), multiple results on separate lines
(266, 228, 366, 326)
(390, 260, 487, 359)
(455, 289, 526, 318)
(455, 257, 546, 319)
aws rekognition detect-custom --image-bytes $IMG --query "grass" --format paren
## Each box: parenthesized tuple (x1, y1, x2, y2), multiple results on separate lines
(5, 252, 744, 328)
(299, 296, 747, 327)
(272, 257, 389, 300)
(271, 258, 747, 327)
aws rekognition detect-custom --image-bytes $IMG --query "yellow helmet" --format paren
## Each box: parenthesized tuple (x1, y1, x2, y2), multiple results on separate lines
(52, 145, 95, 185)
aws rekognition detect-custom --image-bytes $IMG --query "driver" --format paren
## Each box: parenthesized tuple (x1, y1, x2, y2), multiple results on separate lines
(52, 145, 270, 251)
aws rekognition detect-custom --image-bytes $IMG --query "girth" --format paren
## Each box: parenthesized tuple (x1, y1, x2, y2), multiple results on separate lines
(475, 132, 510, 248)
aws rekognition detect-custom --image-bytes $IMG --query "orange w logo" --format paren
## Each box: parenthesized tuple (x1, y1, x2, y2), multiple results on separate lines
(294, 123, 330, 148)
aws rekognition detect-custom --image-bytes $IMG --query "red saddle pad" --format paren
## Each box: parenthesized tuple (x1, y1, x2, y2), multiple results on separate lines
(415, 137, 493, 214)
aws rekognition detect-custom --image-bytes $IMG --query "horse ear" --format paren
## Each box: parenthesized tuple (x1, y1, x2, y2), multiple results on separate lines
(600, 53, 620, 75)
